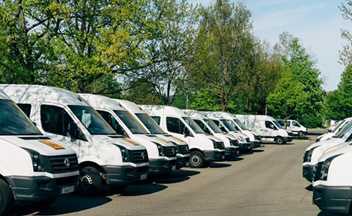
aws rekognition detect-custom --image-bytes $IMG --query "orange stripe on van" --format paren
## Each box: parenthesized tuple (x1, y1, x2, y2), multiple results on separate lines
(156, 137, 169, 143)
(122, 138, 140, 146)
(40, 141, 65, 150)
(172, 137, 185, 142)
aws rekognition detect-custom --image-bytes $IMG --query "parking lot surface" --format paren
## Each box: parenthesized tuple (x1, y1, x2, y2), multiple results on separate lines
(10, 134, 340, 216)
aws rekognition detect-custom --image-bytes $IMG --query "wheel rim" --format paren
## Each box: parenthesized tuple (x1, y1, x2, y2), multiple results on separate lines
(81, 174, 93, 189)
(299, 132, 303, 137)
(190, 155, 201, 167)
(277, 138, 283, 144)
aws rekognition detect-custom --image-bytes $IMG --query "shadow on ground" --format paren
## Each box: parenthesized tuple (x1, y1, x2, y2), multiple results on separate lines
(306, 184, 313, 191)
(152, 169, 201, 184)
(208, 162, 232, 168)
(8, 194, 112, 216)
(317, 211, 342, 216)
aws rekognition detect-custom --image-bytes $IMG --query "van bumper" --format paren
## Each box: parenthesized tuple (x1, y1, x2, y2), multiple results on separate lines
(313, 185, 352, 214)
(7, 174, 79, 202)
(250, 141, 261, 148)
(284, 136, 293, 142)
(176, 154, 190, 169)
(204, 150, 225, 162)
(225, 147, 239, 158)
(239, 143, 252, 152)
(303, 164, 314, 182)
(103, 164, 149, 185)
(149, 158, 177, 174)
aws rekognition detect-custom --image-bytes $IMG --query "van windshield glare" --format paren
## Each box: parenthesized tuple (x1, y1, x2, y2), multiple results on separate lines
(0, 100, 42, 135)
(334, 121, 352, 139)
(273, 120, 283, 129)
(220, 119, 237, 132)
(332, 120, 345, 133)
(69, 105, 117, 135)
(114, 110, 149, 134)
(233, 118, 248, 130)
(182, 117, 205, 134)
(135, 113, 165, 134)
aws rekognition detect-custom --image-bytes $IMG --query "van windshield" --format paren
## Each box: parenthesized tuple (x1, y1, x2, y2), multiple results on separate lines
(135, 113, 165, 134)
(233, 118, 248, 130)
(0, 100, 41, 135)
(332, 120, 345, 133)
(69, 105, 116, 135)
(182, 117, 205, 134)
(203, 119, 222, 133)
(334, 121, 352, 139)
(220, 119, 237, 132)
(273, 120, 283, 129)
(114, 110, 149, 134)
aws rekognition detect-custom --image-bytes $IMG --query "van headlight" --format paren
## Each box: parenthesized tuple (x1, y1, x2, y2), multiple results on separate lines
(227, 138, 238, 146)
(116, 145, 130, 162)
(316, 136, 322, 142)
(303, 146, 319, 162)
(238, 136, 244, 142)
(320, 155, 341, 181)
(24, 148, 46, 172)
(154, 142, 165, 156)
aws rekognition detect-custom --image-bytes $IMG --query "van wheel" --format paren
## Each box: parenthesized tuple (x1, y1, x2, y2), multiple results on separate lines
(298, 131, 304, 137)
(189, 151, 205, 168)
(79, 166, 102, 196)
(276, 137, 284, 145)
(0, 179, 12, 216)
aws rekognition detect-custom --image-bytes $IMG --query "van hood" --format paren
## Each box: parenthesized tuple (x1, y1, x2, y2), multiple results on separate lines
(306, 139, 331, 151)
(203, 134, 223, 142)
(318, 141, 352, 162)
(92, 135, 147, 150)
(157, 134, 187, 145)
(137, 134, 175, 147)
(0, 136, 76, 156)
(310, 138, 344, 163)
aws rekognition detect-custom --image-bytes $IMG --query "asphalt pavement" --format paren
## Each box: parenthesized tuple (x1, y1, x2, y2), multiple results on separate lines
(9, 134, 342, 216)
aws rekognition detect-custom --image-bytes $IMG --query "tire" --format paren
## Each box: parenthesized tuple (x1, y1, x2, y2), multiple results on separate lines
(298, 131, 304, 137)
(189, 151, 205, 168)
(276, 137, 284, 145)
(78, 166, 102, 196)
(0, 179, 12, 216)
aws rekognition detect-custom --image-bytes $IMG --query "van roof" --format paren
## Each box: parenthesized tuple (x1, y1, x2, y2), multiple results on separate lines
(116, 100, 144, 114)
(0, 89, 10, 100)
(140, 105, 187, 117)
(183, 110, 207, 119)
(0, 84, 88, 106)
(79, 94, 125, 111)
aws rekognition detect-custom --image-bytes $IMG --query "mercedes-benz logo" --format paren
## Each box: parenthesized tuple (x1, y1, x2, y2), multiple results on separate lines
(141, 152, 146, 160)
(172, 148, 175, 154)
(64, 158, 70, 168)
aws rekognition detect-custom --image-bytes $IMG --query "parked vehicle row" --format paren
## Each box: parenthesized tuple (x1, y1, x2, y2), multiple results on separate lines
(0, 84, 296, 215)
(302, 117, 352, 215)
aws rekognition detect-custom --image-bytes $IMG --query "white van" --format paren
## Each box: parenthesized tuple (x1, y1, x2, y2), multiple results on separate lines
(316, 118, 352, 142)
(236, 115, 292, 144)
(1, 85, 149, 196)
(80, 94, 178, 174)
(141, 105, 226, 168)
(204, 115, 252, 153)
(184, 110, 239, 159)
(0, 89, 79, 215)
(205, 112, 261, 148)
(115, 99, 190, 169)
(312, 143, 352, 214)
(303, 120, 352, 182)
(278, 119, 307, 137)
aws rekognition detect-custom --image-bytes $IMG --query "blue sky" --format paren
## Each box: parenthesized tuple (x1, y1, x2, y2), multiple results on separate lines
(187, 0, 349, 91)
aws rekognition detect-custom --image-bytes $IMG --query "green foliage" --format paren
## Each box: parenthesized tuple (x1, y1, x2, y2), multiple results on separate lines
(267, 34, 324, 127)
(122, 78, 163, 105)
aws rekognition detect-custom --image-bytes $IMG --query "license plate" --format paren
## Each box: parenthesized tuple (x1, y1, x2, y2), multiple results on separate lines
(172, 165, 176, 171)
(186, 162, 190, 166)
(140, 174, 147, 180)
(222, 155, 225, 159)
(61, 185, 74, 194)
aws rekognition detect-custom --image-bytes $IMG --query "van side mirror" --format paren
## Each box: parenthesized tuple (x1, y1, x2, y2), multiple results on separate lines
(184, 127, 191, 137)
(68, 122, 86, 141)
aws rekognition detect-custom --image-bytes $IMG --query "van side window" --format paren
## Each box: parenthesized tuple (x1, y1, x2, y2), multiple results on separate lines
(166, 117, 185, 134)
(265, 121, 275, 130)
(287, 121, 291, 126)
(292, 121, 299, 127)
(17, 103, 31, 118)
(194, 119, 211, 134)
(97, 110, 126, 135)
(151, 116, 161, 125)
(41, 105, 75, 136)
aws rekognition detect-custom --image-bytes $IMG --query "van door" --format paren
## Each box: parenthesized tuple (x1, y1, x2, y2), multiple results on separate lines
(39, 104, 88, 157)
(286, 120, 292, 131)
(165, 117, 191, 144)
(264, 120, 278, 139)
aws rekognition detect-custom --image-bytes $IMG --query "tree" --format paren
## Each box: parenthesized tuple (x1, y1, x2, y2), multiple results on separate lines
(267, 33, 325, 127)
(340, 0, 352, 66)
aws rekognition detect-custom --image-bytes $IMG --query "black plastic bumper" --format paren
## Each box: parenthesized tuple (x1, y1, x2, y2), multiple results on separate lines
(225, 147, 239, 158)
(7, 174, 79, 202)
(303, 164, 314, 182)
(313, 185, 352, 214)
(176, 155, 190, 169)
(204, 150, 225, 162)
(284, 136, 293, 142)
(149, 158, 177, 174)
(250, 141, 261, 148)
(239, 143, 252, 152)
(103, 164, 149, 186)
